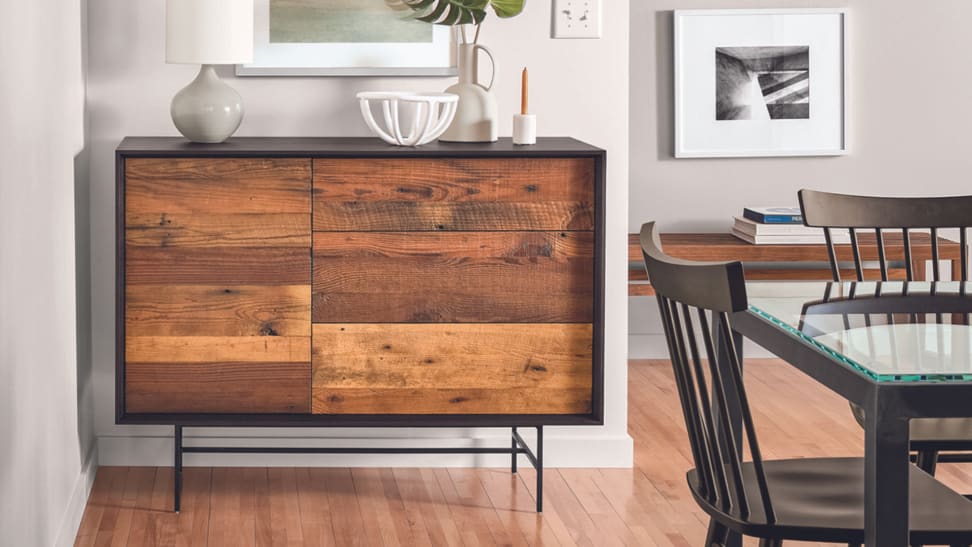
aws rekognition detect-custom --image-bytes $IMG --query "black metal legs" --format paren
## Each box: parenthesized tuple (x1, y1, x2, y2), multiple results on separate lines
(864, 395, 911, 547)
(174, 425, 183, 513)
(172, 425, 545, 513)
(512, 426, 518, 473)
(537, 426, 543, 512)
(916, 449, 939, 475)
(512, 426, 544, 512)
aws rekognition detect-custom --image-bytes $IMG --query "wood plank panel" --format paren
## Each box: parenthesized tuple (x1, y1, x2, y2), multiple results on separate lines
(314, 158, 594, 201)
(313, 158, 594, 231)
(312, 232, 594, 323)
(314, 387, 593, 415)
(126, 362, 311, 413)
(126, 336, 310, 363)
(126, 213, 310, 248)
(312, 323, 593, 415)
(313, 201, 593, 232)
(126, 247, 311, 285)
(126, 158, 311, 214)
(126, 285, 311, 337)
(312, 324, 593, 389)
(124, 157, 312, 416)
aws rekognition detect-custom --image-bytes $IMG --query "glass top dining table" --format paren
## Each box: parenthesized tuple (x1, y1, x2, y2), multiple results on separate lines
(746, 281, 972, 383)
(726, 281, 972, 546)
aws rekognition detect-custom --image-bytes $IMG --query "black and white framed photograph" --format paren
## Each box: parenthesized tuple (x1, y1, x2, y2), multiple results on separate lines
(675, 9, 847, 158)
(237, 0, 455, 76)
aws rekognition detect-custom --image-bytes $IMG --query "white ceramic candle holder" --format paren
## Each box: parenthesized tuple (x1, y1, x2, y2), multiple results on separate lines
(357, 91, 459, 147)
(513, 114, 537, 145)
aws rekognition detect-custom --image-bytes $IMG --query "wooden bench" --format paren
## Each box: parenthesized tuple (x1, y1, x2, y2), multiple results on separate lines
(628, 232, 964, 296)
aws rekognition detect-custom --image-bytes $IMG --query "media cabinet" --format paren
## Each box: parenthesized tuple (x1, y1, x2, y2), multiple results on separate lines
(116, 137, 605, 512)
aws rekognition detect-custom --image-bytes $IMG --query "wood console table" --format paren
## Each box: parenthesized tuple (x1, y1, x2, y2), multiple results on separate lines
(117, 137, 606, 513)
(628, 232, 964, 296)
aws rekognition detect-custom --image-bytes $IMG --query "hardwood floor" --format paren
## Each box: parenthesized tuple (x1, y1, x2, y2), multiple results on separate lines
(75, 360, 972, 546)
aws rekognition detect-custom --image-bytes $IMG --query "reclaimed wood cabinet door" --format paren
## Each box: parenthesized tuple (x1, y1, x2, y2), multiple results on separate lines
(310, 158, 597, 415)
(122, 158, 313, 414)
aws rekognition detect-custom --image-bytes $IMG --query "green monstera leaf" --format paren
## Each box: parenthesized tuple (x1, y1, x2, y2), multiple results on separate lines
(486, 0, 525, 18)
(387, 0, 525, 26)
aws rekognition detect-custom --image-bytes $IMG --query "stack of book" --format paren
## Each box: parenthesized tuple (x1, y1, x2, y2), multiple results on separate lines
(732, 207, 850, 245)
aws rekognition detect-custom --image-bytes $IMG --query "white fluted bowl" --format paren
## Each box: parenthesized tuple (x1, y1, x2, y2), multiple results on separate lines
(357, 91, 459, 146)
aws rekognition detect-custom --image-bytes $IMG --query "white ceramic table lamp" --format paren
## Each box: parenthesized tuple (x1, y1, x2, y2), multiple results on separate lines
(166, 0, 253, 143)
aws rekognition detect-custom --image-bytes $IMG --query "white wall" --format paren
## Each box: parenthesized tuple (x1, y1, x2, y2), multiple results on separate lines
(87, 1, 632, 467)
(0, 1, 97, 545)
(629, 0, 972, 357)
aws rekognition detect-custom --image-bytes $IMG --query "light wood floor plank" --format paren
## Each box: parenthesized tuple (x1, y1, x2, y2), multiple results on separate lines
(464, 468, 531, 547)
(112, 467, 153, 547)
(485, 468, 565, 547)
(413, 468, 467, 546)
(125, 467, 157, 547)
(182, 467, 212, 547)
(387, 468, 435, 546)
(540, 469, 611, 547)
(350, 468, 403, 547)
(269, 467, 304, 546)
(446, 468, 518, 546)
(514, 470, 580, 547)
(75, 467, 111, 547)
(93, 467, 130, 547)
(76, 360, 972, 546)
(295, 467, 335, 547)
(432, 468, 498, 547)
(318, 468, 369, 547)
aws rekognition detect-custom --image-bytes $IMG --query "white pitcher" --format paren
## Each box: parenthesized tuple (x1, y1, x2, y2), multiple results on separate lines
(440, 43, 498, 143)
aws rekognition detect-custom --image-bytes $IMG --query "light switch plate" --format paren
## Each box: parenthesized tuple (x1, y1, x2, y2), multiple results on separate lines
(551, 0, 602, 39)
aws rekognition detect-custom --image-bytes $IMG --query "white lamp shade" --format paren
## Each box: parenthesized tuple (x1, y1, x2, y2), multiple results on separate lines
(166, 0, 254, 64)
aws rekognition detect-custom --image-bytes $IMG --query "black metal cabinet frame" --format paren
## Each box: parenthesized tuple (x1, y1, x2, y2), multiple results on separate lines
(115, 137, 608, 513)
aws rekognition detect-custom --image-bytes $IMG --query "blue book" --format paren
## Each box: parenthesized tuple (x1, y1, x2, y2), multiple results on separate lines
(743, 206, 804, 224)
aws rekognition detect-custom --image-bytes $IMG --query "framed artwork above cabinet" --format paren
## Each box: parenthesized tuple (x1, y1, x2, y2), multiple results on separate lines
(674, 8, 849, 158)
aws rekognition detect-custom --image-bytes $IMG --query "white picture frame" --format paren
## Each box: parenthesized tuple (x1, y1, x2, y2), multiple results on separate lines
(237, 0, 456, 77)
(674, 8, 848, 158)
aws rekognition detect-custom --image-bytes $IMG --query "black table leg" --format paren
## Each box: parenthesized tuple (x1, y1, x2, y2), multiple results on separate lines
(511, 426, 544, 512)
(865, 391, 910, 546)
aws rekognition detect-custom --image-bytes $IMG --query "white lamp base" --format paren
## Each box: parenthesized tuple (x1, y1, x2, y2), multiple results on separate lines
(171, 65, 244, 144)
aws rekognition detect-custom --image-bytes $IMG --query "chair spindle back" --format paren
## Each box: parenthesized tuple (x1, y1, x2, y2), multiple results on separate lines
(640, 222, 776, 523)
(799, 189, 972, 282)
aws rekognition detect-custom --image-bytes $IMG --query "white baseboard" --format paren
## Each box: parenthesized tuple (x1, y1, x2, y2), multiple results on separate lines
(628, 333, 775, 360)
(628, 333, 670, 359)
(98, 432, 633, 468)
(54, 445, 99, 547)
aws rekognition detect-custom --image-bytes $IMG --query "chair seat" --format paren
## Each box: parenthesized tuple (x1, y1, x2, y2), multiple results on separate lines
(912, 418, 972, 451)
(688, 457, 972, 544)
